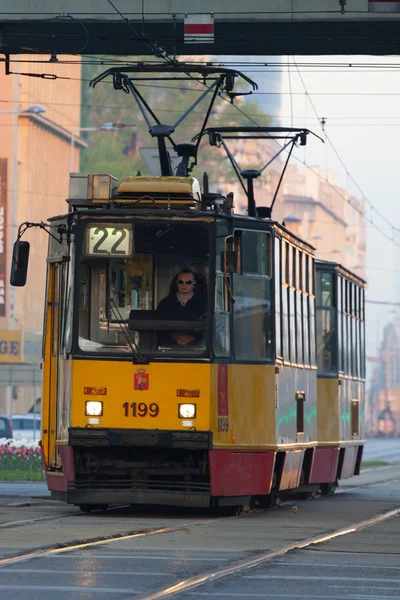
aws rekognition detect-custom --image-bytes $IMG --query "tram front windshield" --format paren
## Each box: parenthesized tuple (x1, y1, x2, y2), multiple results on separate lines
(78, 221, 210, 357)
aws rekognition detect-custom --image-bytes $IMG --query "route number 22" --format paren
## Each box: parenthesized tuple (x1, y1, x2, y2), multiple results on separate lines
(87, 226, 131, 256)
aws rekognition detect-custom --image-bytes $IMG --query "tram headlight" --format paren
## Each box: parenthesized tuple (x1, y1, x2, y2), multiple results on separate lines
(178, 403, 196, 419)
(85, 401, 103, 416)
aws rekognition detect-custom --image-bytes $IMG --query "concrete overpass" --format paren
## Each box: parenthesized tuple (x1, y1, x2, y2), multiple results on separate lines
(1, 1, 400, 56)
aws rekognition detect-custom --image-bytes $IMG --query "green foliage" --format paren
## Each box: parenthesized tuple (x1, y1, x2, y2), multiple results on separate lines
(1, 469, 45, 481)
(361, 460, 388, 468)
(0, 454, 45, 481)
(80, 58, 271, 186)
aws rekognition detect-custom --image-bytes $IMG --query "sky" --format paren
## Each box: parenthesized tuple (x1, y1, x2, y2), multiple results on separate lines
(272, 55, 400, 380)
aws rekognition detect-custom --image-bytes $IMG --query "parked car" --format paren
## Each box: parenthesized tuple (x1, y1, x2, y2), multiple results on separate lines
(0, 416, 12, 439)
(11, 414, 41, 441)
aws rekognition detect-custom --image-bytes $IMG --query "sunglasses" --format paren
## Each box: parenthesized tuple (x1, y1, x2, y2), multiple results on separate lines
(177, 279, 194, 285)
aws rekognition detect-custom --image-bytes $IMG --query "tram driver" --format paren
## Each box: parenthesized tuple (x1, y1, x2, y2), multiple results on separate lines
(156, 269, 207, 347)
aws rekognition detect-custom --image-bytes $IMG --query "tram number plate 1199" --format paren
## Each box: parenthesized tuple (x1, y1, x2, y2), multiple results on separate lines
(123, 402, 159, 417)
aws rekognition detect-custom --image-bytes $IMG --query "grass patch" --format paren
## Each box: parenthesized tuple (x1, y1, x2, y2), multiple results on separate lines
(0, 469, 45, 481)
(362, 460, 388, 468)
(0, 452, 45, 481)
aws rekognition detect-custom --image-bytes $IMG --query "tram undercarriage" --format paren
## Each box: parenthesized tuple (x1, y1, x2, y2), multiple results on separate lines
(43, 431, 363, 510)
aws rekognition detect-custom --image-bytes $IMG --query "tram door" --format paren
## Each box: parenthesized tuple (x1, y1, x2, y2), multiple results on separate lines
(45, 262, 68, 471)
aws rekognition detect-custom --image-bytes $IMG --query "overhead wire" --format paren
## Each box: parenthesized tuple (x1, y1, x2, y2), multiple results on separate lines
(85, 37, 400, 250)
(105, 0, 176, 63)
(5, 96, 400, 125)
(4, 8, 398, 248)
(9, 55, 400, 74)
(290, 56, 400, 245)
(190, 54, 400, 250)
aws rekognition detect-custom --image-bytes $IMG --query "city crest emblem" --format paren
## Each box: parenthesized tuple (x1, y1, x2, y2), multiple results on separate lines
(134, 368, 149, 391)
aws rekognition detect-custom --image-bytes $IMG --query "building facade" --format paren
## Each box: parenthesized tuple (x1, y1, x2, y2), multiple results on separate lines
(279, 165, 366, 279)
(0, 55, 82, 416)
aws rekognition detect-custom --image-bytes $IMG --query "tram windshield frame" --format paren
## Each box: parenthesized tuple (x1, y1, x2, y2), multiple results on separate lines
(74, 217, 213, 359)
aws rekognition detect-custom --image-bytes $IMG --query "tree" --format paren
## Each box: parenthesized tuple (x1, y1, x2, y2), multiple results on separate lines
(80, 59, 272, 189)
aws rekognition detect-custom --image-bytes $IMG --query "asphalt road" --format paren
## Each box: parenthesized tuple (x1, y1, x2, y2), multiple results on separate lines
(178, 484, 400, 600)
(362, 437, 400, 464)
(0, 481, 49, 497)
(0, 465, 399, 599)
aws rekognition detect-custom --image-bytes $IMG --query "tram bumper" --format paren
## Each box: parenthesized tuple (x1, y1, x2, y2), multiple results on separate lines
(66, 480, 210, 508)
(68, 427, 212, 449)
(66, 427, 213, 508)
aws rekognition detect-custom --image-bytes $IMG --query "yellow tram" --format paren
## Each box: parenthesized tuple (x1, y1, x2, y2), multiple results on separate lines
(9, 64, 365, 511)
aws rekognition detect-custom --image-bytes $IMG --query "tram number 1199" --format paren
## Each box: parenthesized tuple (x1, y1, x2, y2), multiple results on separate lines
(123, 402, 159, 417)
(217, 416, 229, 432)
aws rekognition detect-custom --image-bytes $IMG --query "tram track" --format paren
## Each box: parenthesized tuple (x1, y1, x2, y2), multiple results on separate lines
(0, 501, 132, 530)
(0, 512, 75, 530)
(1, 491, 399, 599)
(0, 469, 399, 599)
(0, 466, 396, 559)
(0, 514, 232, 566)
(133, 505, 400, 600)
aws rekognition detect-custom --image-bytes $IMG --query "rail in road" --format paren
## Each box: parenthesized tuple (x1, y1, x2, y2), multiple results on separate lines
(0, 465, 399, 599)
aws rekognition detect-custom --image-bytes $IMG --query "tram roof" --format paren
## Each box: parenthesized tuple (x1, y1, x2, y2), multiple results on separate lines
(48, 206, 315, 255)
(316, 259, 366, 286)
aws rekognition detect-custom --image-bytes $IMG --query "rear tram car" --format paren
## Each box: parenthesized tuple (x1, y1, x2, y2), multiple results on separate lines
(10, 64, 365, 511)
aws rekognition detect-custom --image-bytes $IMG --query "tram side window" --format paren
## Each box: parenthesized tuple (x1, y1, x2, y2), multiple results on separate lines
(352, 312, 357, 377)
(342, 280, 348, 373)
(353, 283, 366, 380)
(356, 285, 360, 377)
(63, 248, 74, 354)
(274, 237, 282, 359)
(344, 279, 349, 374)
(241, 230, 268, 275)
(296, 251, 303, 365)
(233, 231, 272, 361)
(79, 264, 90, 340)
(308, 256, 316, 367)
(346, 283, 352, 375)
(304, 254, 311, 367)
(213, 225, 231, 357)
(356, 288, 361, 378)
(348, 283, 354, 376)
(302, 290, 309, 366)
(351, 284, 357, 377)
(288, 245, 296, 363)
(214, 275, 230, 357)
(360, 288, 366, 378)
(282, 242, 289, 361)
(316, 271, 337, 374)
(338, 276, 343, 372)
(280, 243, 312, 366)
(51, 265, 61, 357)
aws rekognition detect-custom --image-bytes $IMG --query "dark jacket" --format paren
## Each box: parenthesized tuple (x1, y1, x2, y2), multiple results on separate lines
(156, 293, 207, 346)
(156, 293, 207, 320)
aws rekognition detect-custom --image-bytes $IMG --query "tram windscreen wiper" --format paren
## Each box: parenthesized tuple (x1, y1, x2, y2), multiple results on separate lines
(109, 297, 148, 364)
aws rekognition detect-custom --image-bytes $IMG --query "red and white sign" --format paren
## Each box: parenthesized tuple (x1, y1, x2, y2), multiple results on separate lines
(134, 369, 149, 391)
(217, 364, 228, 417)
(369, 0, 400, 11)
(184, 14, 214, 44)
